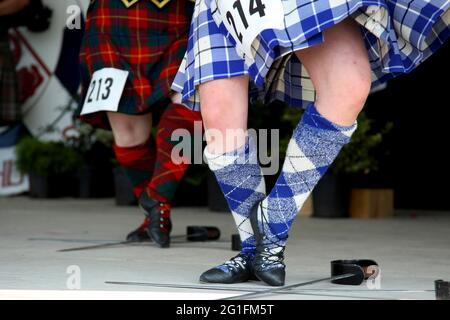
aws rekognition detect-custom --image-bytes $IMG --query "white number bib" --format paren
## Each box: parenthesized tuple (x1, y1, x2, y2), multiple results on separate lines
(81, 68, 129, 115)
(214, 0, 285, 63)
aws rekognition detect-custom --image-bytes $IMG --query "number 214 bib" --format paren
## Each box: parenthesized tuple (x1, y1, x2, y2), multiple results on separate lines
(213, 0, 285, 64)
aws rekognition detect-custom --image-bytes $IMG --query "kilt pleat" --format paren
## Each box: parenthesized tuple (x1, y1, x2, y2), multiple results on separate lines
(172, 0, 450, 111)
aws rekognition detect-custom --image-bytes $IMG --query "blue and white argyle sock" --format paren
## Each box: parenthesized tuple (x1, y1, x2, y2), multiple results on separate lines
(256, 103, 357, 247)
(204, 135, 265, 255)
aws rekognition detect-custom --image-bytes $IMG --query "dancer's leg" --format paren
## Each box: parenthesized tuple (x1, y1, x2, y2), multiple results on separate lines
(199, 76, 266, 283)
(141, 103, 202, 247)
(252, 19, 372, 286)
(109, 112, 155, 198)
(108, 112, 155, 241)
(145, 103, 202, 203)
(200, 77, 249, 154)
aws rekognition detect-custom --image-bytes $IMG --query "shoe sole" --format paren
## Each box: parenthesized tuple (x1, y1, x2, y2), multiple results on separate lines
(253, 272, 285, 286)
(155, 242, 170, 248)
(149, 232, 170, 249)
(199, 278, 250, 284)
(145, 227, 170, 249)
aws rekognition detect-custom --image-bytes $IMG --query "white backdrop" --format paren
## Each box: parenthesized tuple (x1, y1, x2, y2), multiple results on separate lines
(15, 0, 90, 141)
(0, 0, 90, 196)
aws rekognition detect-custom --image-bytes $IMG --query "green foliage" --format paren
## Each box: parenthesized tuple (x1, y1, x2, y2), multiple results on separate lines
(183, 165, 208, 187)
(331, 113, 393, 175)
(72, 121, 114, 154)
(249, 100, 303, 158)
(279, 106, 303, 156)
(15, 137, 83, 176)
(249, 101, 392, 176)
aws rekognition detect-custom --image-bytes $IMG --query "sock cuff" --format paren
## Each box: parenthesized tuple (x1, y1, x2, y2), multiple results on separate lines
(113, 137, 154, 153)
(113, 137, 155, 164)
(204, 135, 257, 171)
(303, 103, 358, 138)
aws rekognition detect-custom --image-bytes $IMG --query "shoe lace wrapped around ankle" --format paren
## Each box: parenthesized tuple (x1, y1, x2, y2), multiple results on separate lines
(156, 202, 171, 233)
(258, 246, 285, 270)
(255, 203, 286, 269)
(222, 254, 249, 272)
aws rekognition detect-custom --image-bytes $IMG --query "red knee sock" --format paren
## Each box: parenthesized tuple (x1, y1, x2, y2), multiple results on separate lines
(113, 137, 156, 198)
(145, 103, 202, 203)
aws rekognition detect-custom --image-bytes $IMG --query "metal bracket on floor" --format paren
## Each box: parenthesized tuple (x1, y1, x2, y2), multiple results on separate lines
(331, 259, 380, 285)
(435, 280, 450, 300)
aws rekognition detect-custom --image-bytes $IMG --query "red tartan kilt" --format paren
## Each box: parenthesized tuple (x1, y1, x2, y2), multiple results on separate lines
(76, 0, 193, 129)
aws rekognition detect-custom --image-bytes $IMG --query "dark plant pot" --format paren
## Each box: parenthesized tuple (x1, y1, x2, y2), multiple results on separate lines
(348, 173, 393, 189)
(113, 167, 137, 206)
(78, 165, 114, 198)
(29, 172, 76, 198)
(313, 173, 350, 218)
(207, 170, 229, 212)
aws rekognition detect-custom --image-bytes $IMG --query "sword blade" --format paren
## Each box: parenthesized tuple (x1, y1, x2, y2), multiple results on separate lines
(58, 241, 136, 252)
(106, 281, 256, 292)
(57, 233, 224, 252)
(105, 278, 389, 300)
(222, 273, 355, 300)
(29, 237, 118, 244)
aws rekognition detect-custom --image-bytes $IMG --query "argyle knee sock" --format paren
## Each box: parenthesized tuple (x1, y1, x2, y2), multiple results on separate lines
(113, 137, 156, 198)
(205, 136, 265, 255)
(145, 103, 202, 203)
(256, 103, 357, 247)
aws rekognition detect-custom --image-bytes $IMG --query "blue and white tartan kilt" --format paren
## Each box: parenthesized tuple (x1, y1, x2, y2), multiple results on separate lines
(172, 0, 450, 111)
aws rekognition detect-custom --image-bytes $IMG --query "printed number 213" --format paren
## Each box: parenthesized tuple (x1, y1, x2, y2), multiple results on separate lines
(226, 0, 266, 43)
(87, 77, 113, 103)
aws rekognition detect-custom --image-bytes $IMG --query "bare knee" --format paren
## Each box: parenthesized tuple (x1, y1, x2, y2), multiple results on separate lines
(107, 112, 152, 147)
(313, 62, 371, 125)
(325, 18, 371, 112)
(112, 123, 146, 147)
(333, 68, 371, 113)
(200, 102, 227, 130)
(296, 18, 372, 124)
(199, 77, 248, 132)
(199, 77, 249, 153)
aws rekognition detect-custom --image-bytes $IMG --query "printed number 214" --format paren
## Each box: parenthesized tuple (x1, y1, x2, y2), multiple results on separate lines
(226, 0, 266, 43)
